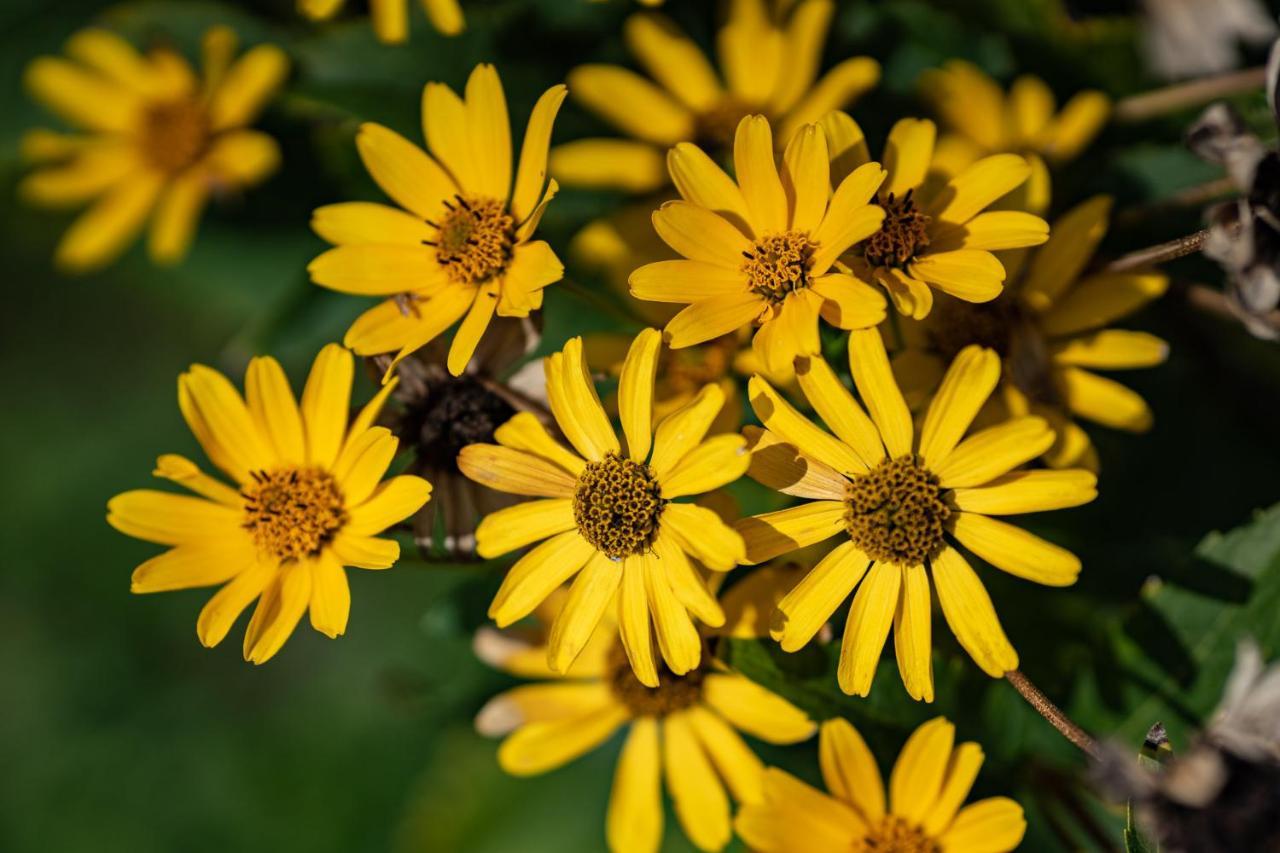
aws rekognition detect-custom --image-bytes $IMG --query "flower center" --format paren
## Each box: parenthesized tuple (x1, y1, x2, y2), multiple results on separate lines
(927, 296, 1059, 405)
(573, 453, 665, 560)
(425, 195, 515, 286)
(242, 468, 346, 560)
(695, 98, 751, 151)
(140, 98, 210, 173)
(606, 641, 705, 716)
(741, 232, 816, 304)
(864, 190, 932, 268)
(400, 375, 516, 472)
(852, 816, 941, 853)
(845, 455, 949, 566)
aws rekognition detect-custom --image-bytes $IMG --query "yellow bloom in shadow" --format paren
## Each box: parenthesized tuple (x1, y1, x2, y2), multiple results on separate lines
(107, 345, 432, 664)
(458, 330, 751, 687)
(309, 64, 566, 379)
(891, 195, 1169, 471)
(21, 26, 288, 273)
(826, 112, 1050, 321)
(630, 114, 889, 376)
(737, 717, 1026, 853)
(736, 329, 1095, 700)
(551, 0, 879, 193)
(474, 580, 815, 853)
(298, 0, 465, 42)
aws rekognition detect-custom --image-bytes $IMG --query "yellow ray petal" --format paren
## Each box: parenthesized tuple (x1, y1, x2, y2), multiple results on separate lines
(847, 328, 913, 457)
(618, 328, 661, 462)
(894, 563, 934, 702)
(208, 44, 288, 131)
(355, 122, 456, 221)
(545, 337, 620, 461)
(624, 13, 722, 113)
(702, 672, 816, 744)
(664, 712, 732, 851)
(308, 549, 351, 638)
(736, 501, 846, 564)
(497, 702, 629, 775)
(734, 115, 789, 234)
(837, 560, 900, 696)
(950, 512, 1083, 587)
(819, 717, 886, 820)
(742, 426, 849, 501)
(888, 716, 954, 823)
(547, 551, 622, 673)
(951, 470, 1097, 515)
(458, 444, 577, 498)
(773, 540, 869, 651)
(567, 64, 695, 145)
(489, 530, 595, 627)
(917, 345, 1001, 469)
(794, 352, 885, 467)
(548, 138, 667, 193)
(930, 546, 1018, 677)
(928, 154, 1030, 226)
(607, 718, 664, 853)
(511, 84, 567, 221)
(1060, 367, 1153, 431)
(748, 374, 866, 476)
(667, 142, 751, 233)
(882, 118, 936, 198)
(934, 416, 1055, 488)
(1020, 195, 1112, 311)
(652, 200, 752, 267)
(938, 797, 1027, 851)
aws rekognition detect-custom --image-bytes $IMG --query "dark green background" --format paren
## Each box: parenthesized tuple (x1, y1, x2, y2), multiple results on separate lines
(4, 1, 1280, 850)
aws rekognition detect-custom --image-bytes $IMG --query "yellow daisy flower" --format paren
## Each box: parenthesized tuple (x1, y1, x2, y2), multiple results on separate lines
(826, 111, 1050, 321)
(920, 60, 1110, 180)
(550, 0, 879, 193)
(474, 589, 815, 853)
(628, 114, 888, 376)
(736, 716, 1027, 853)
(736, 329, 1096, 701)
(107, 345, 432, 664)
(308, 64, 567, 379)
(457, 329, 750, 687)
(21, 26, 287, 273)
(892, 195, 1170, 471)
(298, 0, 465, 42)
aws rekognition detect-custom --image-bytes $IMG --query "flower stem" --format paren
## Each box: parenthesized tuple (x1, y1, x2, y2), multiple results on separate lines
(1105, 230, 1207, 272)
(1005, 670, 1100, 759)
(1114, 66, 1268, 123)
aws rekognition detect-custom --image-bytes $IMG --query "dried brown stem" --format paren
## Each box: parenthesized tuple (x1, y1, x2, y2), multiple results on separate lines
(1005, 670, 1100, 759)
(1114, 67, 1268, 123)
(1105, 230, 1207, 272)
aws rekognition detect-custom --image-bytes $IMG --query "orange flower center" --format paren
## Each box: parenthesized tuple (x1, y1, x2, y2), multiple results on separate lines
(742, 231, 816, 304)
(606, 641, 705, 716)
(865, 190, 931, 269)
(853, 816, 941, 853)
(845, 455, 949, 566)
(242, 467, 346, 560)
(573, 453, 665, 560)
(426, 194, 515, 285)
(140, 98, 211, 173)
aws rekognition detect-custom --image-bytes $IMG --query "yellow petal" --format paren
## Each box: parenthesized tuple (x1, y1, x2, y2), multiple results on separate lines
(489, 530, 595, 627)
(463, 64, 512, 200)
(777, 57, 881, 143)
(664, 292, 764, 348)
(458, 444, 577, 498)
(369, 0, 408, 42)
(300, 343, 354, 468)
(474, 498, 576, 559)
(888, 716, 954, 823)
(918, 345, 1001, 469)
(1060, 367, 1153, 431)
(618, 555, 658, 686)
(920, 742, 986, 835)
(619, 328, 661, 462)
(934, 416, 1055, 488)
(130, 541, 252, 593)
(607, 718, 664, 853)
(938, 797, 1027, 851)
(308, 549, 350, 638)
(355, 122, 455, 221)
(664, 711, 732, 851)
(208, 43, 288, 131)
(736, 501, 846, 565)
(847, 328, 913, 457)
(423, 0, 465, 34)
(794, 353, 885, 467)
(875, 266, 934, 320)
(685, 706, 765, 804)
(820, 111, 871, 186)
(652, 530, 725, 623)
(811, 168, 887, 274)
(624, 13, 722, 113)
(820, 717, 885, 820)
(928, 154, 1030, 226)
(18, 145, 136, 208)
(950, 512, 1083, 587)
(811, 272, 888, 330)
(931, 546, 1018, 677)
(951, 470, 1097, 515)
(151, 454, 241, 506)
(918, 61, 1006, 151)
(181, 363, 273, 481)
(702, 672, 816, 744)
(781, 123, 830, 233)
(894, 563, 934, 702)
(548, 138, 667, 192)
(330, 531, 400, 569)
(742, 426, 849, 501)
(243, 557, 312, 664)
(644, 551, 701, 676)
(545, 337, 620, 461)
(768, 0, 835, 115)
(1039, 272, 1169, 337)
(567, 63, 695, 145)
(660, 502, 745, 573)
(493, 411, 586, 476)
(476, 681, 614, 737)
(1052, 329, 1168, 369)
(1039, 90, 1109, 163)
(773, 540, 869, 651)
(630, 259, 747, 303)
(108, 489, 243, 547)
(837, 560, 900, 696)
(661, 435, 750, 499)
(195, 556, 276, 648)
(202, 128, 280, 187)
(147, 169, 209, 265)
(244, 356, 306, 465)
(748, 375, 866, 476)
(736, 768, 863, 852)
(24, 56, 139, 132)
(308, 244, 449, 296)
(499, 240, 563, 316)
(883, 118, 936, 197)
(649, 382, 725, 474)
(929, 211, 1049, 253)
(497, 702, 629, 775)
(310, 201, 432, 247)
(345, 474, 430, 535)
(1007, 75, 1055, 145)
(546, 551, 622, 673)
(511, 84, 568, 221)
(1020, 195, 1112, 311)
(908, 249, 1005, 303)
(734, 115, 788, 234)
(667, 142, 751, 233)
(652, 199, 752, 267)
(53, 170, 163, 273)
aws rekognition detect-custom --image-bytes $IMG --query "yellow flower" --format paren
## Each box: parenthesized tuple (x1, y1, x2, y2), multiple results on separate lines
(736, 716, 1026, 853)
(21, 26, 287, 273)
(107, 345, 432, 664)
(550, 0, 879, 193)
(828, 111, 1050, 320)
(920, 59, 1109, 209)
(309, 64, 566, 379)
(298, 0, 465, 42)
(474, 589, 815, 853)
(737, 329, 1096, 700)
(892, 195, 1170, 470)
(629, 114, 888, 376)
(457, 329, 750, 686)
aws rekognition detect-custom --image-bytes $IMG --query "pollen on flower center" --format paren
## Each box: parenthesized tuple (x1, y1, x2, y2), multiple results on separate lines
(741, 232, 816, 304)
(845, 455, 950, 566)
(864, 190, 932, 268)
(606, 641, 705, 716)
(425, 195, 515, 286)
(853, 816, 941, 853)
(242, 467, 346, 560)
(572, 452, 665, 560)
(140, 98, 211, 173)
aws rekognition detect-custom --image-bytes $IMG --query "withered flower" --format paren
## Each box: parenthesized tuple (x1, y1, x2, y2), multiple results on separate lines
(374, 317, 547, 560)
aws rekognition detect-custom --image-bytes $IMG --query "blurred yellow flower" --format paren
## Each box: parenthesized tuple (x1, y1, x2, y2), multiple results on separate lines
(309, 64, 566, 378)
(475, 587, 815, 853)
(21, 26, 287, 273)
(892, 195, 1169, 471)
(920, 59, 1109, 209)
(298, 0, 465, 42)
(737, 716, 1026, 853)
(458, 330, 749, 686)
(737, 330, 1095, 700)
(550, 0, 879, 193)
(826, 112, 1050, 320)
(107, 345, 432, 664)
(629, 114, 888, 376)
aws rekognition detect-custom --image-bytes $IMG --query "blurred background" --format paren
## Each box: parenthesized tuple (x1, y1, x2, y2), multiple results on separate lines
(3, 1, 1280, 850)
